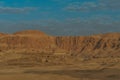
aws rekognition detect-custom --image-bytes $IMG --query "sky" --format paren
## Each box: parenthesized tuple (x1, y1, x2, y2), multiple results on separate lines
(0, 0, 120, 35)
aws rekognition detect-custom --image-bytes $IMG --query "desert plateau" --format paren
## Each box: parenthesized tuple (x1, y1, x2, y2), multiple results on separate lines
(0, 30, 119, 80)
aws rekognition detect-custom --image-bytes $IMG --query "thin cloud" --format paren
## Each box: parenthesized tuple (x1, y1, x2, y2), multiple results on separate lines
(0, 7, 37, 14)
(65, 0, 120, 12)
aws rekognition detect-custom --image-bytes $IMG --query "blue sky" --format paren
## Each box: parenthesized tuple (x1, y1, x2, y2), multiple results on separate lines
(0, 0, 120, 35)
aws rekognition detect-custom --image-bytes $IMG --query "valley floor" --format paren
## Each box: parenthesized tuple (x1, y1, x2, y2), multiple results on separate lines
(0, 62, 120, 80)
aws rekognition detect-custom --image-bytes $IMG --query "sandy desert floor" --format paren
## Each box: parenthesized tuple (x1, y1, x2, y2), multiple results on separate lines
(0, 63, 120, 80)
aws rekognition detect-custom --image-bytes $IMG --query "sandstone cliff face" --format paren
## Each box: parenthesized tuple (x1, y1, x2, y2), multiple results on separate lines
(0, 30, 55, 51)
(0, 30, 120, 66)
(0, 30, 120, 55)
(55, 35, 120, 53)
(0, 33, 8, 37)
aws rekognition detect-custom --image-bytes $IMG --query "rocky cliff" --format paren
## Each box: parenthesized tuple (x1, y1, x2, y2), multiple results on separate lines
(0, 30, 120, 55)
(56, 35, 120, 52)
(0, 30, 120, 66)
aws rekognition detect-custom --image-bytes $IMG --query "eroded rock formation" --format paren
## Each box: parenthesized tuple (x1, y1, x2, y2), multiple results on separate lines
(0, 30, 120, 54)
(0, 30, 120, 66)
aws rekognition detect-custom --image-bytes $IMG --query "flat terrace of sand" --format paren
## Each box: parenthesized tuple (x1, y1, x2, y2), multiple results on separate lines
(0, 63, 120, 80)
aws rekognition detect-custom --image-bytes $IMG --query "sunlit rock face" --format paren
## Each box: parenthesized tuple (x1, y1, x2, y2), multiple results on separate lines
(0, 30, 120, 56)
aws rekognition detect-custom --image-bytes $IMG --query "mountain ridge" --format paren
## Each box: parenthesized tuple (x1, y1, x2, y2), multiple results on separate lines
(0, 30, 119, 56)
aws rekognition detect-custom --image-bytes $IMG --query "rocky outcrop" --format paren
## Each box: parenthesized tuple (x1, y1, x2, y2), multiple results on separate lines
(0, 30, 56, 52)
(55, 35, 120, 53)
(0, 30, 120, 55)
(0, 30, 120, 66)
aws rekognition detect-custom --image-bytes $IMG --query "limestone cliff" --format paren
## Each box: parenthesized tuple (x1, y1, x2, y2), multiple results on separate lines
(0, 30, 120, 55)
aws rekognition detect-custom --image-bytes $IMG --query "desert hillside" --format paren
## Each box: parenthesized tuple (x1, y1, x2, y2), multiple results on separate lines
(0, 30, 120, 53)
(0, 30, 120, 66)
